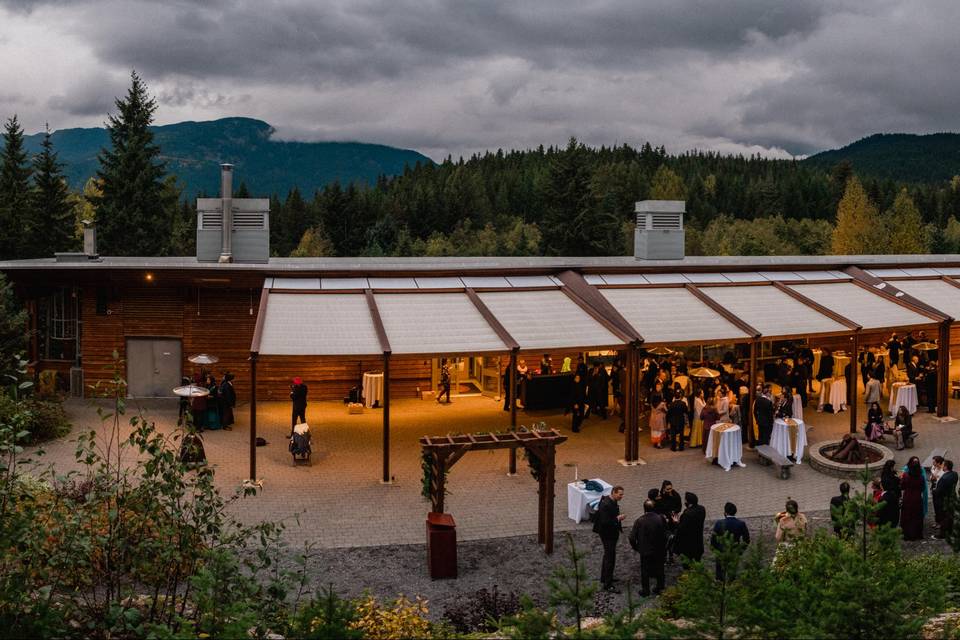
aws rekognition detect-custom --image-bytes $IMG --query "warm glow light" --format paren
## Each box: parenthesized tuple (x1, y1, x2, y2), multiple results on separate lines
(145, 273, 154, 281)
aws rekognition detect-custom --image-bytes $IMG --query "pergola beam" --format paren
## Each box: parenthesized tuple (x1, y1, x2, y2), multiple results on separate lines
(685, 283, 761, 339)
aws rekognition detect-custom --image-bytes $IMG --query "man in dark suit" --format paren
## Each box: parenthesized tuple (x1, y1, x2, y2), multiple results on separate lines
(859, 350, 876, 386)
(817, 348, 834, 381)
(593, 486, 626, 592)
(674, 492, 706, 567)
(888, 333, 901, 367)
(907, 355, 921, 384)
(925, 361, 938, 413)
(710, 502, 750, 582)
(586, 361, 609, 419)
(753, 385, 775, 446)
(934, 460, 958, 538)
(629, 499, 668, 596)
(830, 481, 851, 537)
(666, 390, 688, 452)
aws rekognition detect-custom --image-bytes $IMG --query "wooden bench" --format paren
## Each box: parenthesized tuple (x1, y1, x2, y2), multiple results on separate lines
(923, 447, 947, 470)
(756, 444, 794, 479)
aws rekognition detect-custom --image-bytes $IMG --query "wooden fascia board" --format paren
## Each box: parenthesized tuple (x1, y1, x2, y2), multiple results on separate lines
(249, 286, 270, 354)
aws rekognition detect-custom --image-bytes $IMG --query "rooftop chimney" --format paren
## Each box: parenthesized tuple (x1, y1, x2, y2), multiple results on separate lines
(82, 220, 97, 257)
(634, 200, 685, 260)
(218, 164, 233, 263)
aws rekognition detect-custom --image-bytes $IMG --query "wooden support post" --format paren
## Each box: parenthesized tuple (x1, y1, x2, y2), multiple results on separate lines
(509, 350, 518, 475)
(544, 443, 556, 554)
(431, 452, 446, 514)
(249, 352, 258, 481)
(849, 332, 859, 433)
(623, 348, 633, 461)
(939, 321, 951, 417)
(383, 352, 391, 483)
(748, 341, 757, 446)
(631, 346, 641, 461)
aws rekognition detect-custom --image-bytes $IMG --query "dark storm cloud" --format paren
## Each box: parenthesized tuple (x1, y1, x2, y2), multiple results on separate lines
(4, 0, 959, 158)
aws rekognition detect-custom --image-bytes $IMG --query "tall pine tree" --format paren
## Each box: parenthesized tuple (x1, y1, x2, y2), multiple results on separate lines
(0, 115, 33, 260)
(93, 72, 174, 256)
(29, 126, 76, 257)
(831, 176, 885, 254)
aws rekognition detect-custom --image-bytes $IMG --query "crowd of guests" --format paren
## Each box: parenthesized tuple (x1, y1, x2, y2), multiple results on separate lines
(179, 371, 237, 431)
(592, 458, 959, 596)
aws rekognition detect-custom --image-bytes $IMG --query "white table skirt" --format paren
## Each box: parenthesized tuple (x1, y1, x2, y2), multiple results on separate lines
(362, 372, 384, 408)
(567, 479, 613, 523)
(890, 382, 918, 415)
(792, 393, 804, 422)
(772, 418, 807, 463)
(818, 377, 846, 413)
(705, 423, 745, 472)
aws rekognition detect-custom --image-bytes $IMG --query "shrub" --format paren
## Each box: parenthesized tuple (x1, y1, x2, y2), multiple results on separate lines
(35, 370, 61, 401)
(441, 586, 521, 633)
(351, 595, 432, 639)
(0, 396, 71, 444)
(290, 585, 363, 639)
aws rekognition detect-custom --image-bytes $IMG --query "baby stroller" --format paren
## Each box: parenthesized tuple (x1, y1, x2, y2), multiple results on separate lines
(289, 423, 312, 465)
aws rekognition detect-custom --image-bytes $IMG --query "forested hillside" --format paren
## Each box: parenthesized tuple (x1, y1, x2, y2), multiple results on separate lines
(806, 133, 960, 184)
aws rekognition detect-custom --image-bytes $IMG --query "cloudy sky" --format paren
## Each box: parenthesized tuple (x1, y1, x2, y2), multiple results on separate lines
(1, 0, 958, 160)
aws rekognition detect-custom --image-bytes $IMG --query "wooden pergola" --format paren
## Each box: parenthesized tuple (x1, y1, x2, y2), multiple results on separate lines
(420, 428, 568, 553)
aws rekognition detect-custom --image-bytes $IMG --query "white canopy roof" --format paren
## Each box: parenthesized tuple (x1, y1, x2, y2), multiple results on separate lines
(478, 289, 624, 350)
(884, 279, 960, 321)
(787, 282, 934, 330)
(600, 287, 751, 344)
(257, 293, 382, 356)
(374, 292, 507, 355)
(699, 285, 849, 337)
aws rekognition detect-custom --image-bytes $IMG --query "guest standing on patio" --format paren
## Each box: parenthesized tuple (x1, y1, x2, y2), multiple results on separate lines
(666, 390, 688, 452)
(699, 396, 720, 447)
(649, 384, 668, 448)
(900, 457, 926, 540)
(586, 361, 609, 419)
(934, 460, 958, 539)
(290, 376, 308, 433)
(570, 374, 586, 433)
(594, 485, 626, 592)
(628, 500, 667, 597)
(711, 502, 750, 582)
(690, 389, 706, 448)
(437, 361, 452, 404)
(754, 385, 774, 445)
(675, 492, 706, 566)
(219, 372, 236, 429)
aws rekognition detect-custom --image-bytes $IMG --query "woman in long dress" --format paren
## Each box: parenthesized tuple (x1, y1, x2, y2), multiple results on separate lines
(690, 389, 706, 447)
(900, 457, 926, 540)
(649, 382, 668, 448)
(699, 396, 720, 446)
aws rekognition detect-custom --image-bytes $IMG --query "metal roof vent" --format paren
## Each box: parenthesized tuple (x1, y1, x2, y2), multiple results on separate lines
(634, 200, 685, 260)
(197, 164, 270, 263)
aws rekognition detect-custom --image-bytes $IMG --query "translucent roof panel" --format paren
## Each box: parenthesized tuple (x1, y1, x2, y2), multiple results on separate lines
(699, 285, 849, 338)
(600, 274, 649, 285)
(934, 268, 960, 277)
(758, 271, 805, 281)
(867, 268, 909, 278)
(505, 275, 559, 288)
(320, 277, 369, 290)
(643, 273, 690, 284)
(680, 273, 730, 283)
(271, 277, 321, 289)
(479, 290, 624, 350)
(601, 288, 750, 344)
(722, 272, 765, 283)
(414, 277, 465, 289)
(368, 277, 418, 289)
(899, 268, 941, 277)
(583, 274, 605, 285)
(885, 279, 960, 320)
(794, 270, 849, 280)
(462, 276, 511, 288)
(374, 293, 507, 354)
(787, 282, 933, 330)
(257, 293, 381, 355)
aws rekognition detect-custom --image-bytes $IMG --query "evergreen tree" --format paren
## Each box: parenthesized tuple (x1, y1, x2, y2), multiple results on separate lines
(0, 272, 26, 364)
(0, 115, 33, 260)
(539, 138, 596, 255)
(883, 188, 929, 254)
(832, 176, 885, 254)
(28, 126, 75, 257)
(649, 165, 686, 200)
(93, 71, 175, 256)
(291, 225, 335, 257)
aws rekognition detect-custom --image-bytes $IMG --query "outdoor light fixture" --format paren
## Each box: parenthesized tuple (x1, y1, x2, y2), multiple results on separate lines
(145, 273, 154, 282)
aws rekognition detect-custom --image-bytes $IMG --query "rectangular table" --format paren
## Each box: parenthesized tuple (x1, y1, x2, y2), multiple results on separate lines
(567, 479, 613, 523)
(522, 373, 575, 410)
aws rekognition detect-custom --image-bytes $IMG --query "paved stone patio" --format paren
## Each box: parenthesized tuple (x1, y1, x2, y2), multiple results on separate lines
(28, 388, 960, 550)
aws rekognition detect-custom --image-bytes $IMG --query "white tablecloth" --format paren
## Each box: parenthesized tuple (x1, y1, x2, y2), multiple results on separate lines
(792, 393, 804, 422)
(772, 418, 807, 463)
(362, 372, 384, 408)
(567, 479, 613, 523)
(818, 377, 846, 413)
(705, 423, 745, 471)
(890, 382, 918, 415)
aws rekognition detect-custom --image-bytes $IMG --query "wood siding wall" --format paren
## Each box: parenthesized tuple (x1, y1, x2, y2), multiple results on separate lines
(77, 286, 432, 401)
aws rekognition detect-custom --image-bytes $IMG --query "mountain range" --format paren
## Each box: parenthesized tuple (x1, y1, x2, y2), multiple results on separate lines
(18, 118, 960, 197)
(21, 117, 432, 197)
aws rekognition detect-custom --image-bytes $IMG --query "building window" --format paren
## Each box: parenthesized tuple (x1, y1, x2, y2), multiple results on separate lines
(37, 288, 79, 362)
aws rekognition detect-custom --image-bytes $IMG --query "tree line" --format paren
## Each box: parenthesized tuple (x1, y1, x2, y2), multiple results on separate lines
(2, 73, 960, 260)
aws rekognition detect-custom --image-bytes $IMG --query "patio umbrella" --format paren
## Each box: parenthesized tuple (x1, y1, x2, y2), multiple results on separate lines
(188, 353, 220, 365)
(646, 346, 675, 356)
(689, 367, 721, 378)
(173, 385, 210, 398)
(913, 342, 938, 351)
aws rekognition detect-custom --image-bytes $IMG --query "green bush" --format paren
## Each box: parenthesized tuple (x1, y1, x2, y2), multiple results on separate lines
(0, 396, 71, 444)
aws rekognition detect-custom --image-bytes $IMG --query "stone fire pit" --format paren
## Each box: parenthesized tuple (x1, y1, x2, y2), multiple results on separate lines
(807, 438, 894, 478)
